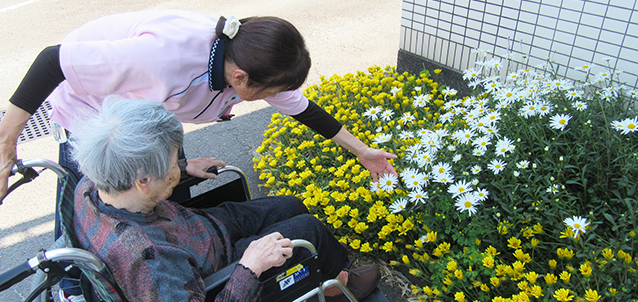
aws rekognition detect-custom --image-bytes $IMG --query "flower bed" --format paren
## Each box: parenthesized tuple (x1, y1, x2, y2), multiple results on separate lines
(254, 54, 638, 301)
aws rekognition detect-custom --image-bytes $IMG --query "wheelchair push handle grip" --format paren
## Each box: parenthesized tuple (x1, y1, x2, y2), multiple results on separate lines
(0, 261, 34, 292)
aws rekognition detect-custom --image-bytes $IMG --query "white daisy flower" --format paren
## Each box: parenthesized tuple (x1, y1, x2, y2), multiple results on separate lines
(413, 94, 431, 107)
(380, 109, 394, 121)
(373, 133, 392, 144)
(363, 106, 382, 120)
(431, 162, 453, 175)
(454, 129, 476, 145)
(452, 154, 462, 162)
(572, 101, 588, 111)
(487, 159, 506, 174)
(475, 188, 489, 201)
(455, 193, 480, 216)
(519, 102, 538, 118)
(441, 87, 458, 98)
(447, 179, 473, 198)
(379, 173, 398, 192)
(516, 160, 530, 169)
(414, 86, 422, 92)
(546, 184, 560, 194)
(390, 86, 402, 96)
(473, 148, 485, 157)
(549, 114, 572, 131)
(399, 112, 415, 125)
(408, 188, 429, 204)
(369, 181, 381, 193)
(415, 151, 434, 168)
(432, 173, 454, 184)
(564, 216, 590, 238)
(537, 101, 552, 116)
(574, 64, 590, 71)
(403, 172, 430, 189)
(400, 167, 419, 179)
(611, 117, 638, 135)
(389, 198, 409, 214)
(463, 68, 480, 81)
(495, 137, 515, 157)
(471, 136, 491, 150)
(398, 130, 414, 140)
(471, 165, 482, 174)
(566, 90, 584, 100)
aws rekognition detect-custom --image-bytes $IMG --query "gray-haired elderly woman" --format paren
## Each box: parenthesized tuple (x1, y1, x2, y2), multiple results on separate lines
(68, 97, 380, 302)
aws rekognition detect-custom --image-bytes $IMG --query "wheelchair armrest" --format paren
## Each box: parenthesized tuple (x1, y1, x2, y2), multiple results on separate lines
(173, 165, 252, 203)
(203, 260, 239, 292)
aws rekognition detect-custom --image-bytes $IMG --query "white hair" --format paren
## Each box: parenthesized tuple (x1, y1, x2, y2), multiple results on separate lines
(70, 97, 183, 193)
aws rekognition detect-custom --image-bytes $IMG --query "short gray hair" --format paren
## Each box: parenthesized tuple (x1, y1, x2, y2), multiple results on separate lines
(70, 97, 184, 194)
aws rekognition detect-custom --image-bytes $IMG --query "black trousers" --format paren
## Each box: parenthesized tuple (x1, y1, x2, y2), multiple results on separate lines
(207, 196, 350, 281)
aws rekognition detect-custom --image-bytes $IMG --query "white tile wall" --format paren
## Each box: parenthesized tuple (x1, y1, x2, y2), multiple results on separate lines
(401, 0, 638, 88)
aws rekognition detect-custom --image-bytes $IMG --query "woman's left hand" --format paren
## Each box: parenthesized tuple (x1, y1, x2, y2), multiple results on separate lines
(186, 157, 226, 179)
(357, 147, 398, 182)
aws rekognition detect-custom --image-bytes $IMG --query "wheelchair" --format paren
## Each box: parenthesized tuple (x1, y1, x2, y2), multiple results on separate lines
(0, 159, 361, 302)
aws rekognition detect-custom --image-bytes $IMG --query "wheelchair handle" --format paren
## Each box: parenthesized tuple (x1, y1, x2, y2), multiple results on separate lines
(291, 239, 317, 255)
(0, 248, 104, 293)
(1, 159, 68, 205)
(0, 260, 34, 292)
(11, 159, 68, 179)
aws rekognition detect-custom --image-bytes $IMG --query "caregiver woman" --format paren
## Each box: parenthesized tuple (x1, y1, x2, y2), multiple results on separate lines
(0, 10, 397, 198)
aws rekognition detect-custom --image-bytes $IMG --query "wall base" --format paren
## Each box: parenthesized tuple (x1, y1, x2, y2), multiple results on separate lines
(396, 49, 471, 97)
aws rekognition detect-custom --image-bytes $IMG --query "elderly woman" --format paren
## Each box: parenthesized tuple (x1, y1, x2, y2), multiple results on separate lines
(68, 98, 380, 302)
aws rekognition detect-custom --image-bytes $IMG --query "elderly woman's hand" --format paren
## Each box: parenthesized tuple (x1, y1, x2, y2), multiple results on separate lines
(238, 232, 293, 277)
(185, 157, 226, 179)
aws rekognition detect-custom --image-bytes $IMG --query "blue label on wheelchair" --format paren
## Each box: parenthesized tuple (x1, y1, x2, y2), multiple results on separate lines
(277, 265, 309, 291)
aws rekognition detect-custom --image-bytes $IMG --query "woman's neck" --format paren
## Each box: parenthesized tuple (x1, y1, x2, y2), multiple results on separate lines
(98, 189, 156, 213)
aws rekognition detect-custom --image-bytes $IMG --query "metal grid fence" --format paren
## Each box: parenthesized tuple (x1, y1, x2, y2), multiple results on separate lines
(401, 0, 638, 88)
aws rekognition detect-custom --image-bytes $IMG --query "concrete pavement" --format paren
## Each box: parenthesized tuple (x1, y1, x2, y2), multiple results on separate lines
(0, 0, 402, 300)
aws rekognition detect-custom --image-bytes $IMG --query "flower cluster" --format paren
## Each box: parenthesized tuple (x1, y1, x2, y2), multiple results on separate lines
(254, 55, 638, 301)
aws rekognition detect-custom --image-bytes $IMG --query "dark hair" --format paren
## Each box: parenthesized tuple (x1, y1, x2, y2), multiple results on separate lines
(216, 16, 311, 91)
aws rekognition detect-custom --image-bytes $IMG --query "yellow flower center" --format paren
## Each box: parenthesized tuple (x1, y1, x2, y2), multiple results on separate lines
(464, 201, 472, 208)
(560, 119, 566, 124)
(629, 124, 636, 129)
(574, 223, 581, 229)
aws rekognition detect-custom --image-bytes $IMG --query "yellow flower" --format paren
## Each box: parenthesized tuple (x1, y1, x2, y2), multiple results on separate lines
(549, 259, 557, 269)
(602, 248, 614, 259)
(349, 239, 361, 250)
(530, 238, 540, 247)
(434, 69, 442, 75)
(584, 289, 601, 302)
(609, 288, 617, 296)
(553, 288, 574, 301)
(544, 273, 557, 285)
(360, 242, 373, 252)
(482, 255, 495, 268)
(559, 271, 571, 283)
(512, 261, 525, 272)
(485, 245, 500, 256)
(517, 280, 529, 291)
(454, 292, 465, 302)
(526, 271, 539, 283)
(382, 241, 395, 252)
(490, 277, 500, 287)
(507, 237, 522, 249)
(333, 220, 343, 229)
(579, 263, 592, 277)
(402, 255, 410, 264)
(480, 283, 490, 292)
(513, 250, 531, 263)
(530, 285, 543, 298)
(443, 276, 453, 285)
(354, 222, 368, 234)
(447, 260, 458, 271)
(454, 269, 463, 280)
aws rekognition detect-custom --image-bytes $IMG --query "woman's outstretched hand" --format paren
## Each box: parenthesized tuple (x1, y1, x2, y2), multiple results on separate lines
(185, 157, 226, 179)
(357, 147, 398, 182)
(239, 232, 293, 277)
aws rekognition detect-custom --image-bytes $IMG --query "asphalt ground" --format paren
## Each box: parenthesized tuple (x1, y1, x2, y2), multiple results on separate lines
(0, 0, 404, 300)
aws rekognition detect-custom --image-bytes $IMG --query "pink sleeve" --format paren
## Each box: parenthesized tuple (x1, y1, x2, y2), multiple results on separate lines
(264, 89, 309, 116)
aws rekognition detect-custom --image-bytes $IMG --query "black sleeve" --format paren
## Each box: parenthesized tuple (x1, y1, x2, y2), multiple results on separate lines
(291, 101, 343, 139)
(9, 45, 65, 114)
